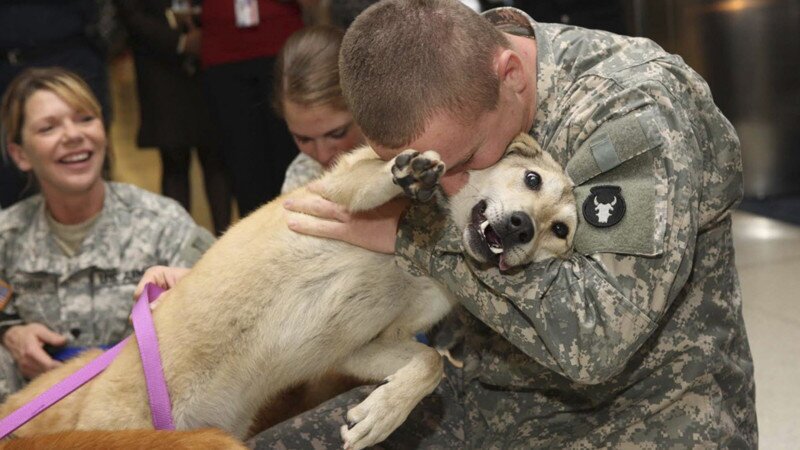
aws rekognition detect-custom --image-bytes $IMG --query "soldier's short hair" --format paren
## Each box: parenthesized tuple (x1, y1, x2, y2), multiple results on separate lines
(340, 0, 510, 149)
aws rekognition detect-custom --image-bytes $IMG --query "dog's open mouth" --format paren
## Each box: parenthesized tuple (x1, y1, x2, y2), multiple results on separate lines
(468, 200, 509, 270)
(473, 201, 503, 255)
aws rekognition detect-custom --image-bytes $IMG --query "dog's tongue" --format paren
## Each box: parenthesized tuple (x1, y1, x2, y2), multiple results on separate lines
(498, 254, 510, 272)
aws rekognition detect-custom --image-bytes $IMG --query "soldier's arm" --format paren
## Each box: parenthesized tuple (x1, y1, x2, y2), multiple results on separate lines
(0, 280, 23, 346)
(398, 94, 703, 384)
(157, 207, 216, 268)
(0, 235, 23, 344)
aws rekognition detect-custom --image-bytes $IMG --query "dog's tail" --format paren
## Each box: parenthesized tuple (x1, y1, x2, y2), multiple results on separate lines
(0, 428, 247, 449)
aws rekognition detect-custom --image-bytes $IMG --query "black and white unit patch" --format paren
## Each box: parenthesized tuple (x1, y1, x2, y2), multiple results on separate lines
(583, 185, 626, 228)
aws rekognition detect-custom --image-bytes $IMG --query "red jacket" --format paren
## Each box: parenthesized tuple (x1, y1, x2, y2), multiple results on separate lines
(201, 0, 303, 68)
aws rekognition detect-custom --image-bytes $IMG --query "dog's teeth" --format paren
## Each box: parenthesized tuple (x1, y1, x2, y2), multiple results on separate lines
(489, 245, 504, 255)
(480, 220, 489, 234)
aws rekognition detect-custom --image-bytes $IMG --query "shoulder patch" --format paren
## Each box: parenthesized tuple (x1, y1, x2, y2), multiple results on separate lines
(582, 185, 626, 228)
(0, 280, 13, 311)
(566, 108, 662, 185)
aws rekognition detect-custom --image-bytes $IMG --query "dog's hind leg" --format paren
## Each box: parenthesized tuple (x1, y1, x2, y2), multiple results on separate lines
(318, 146, 444, 211)
(335, 337, 443, 450)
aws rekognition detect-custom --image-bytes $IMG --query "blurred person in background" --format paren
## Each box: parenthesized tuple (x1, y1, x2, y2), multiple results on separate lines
(201, 0, 304, 217)
(115, 0, 233, 236)
(0, 68, 213, 400)
(0, 0, 111, 209)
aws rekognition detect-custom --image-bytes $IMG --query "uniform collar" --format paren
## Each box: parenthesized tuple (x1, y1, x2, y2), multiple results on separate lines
(14, 182, 122, 278)
(72, 183, 123, 272)
(12, 198, 66, 275)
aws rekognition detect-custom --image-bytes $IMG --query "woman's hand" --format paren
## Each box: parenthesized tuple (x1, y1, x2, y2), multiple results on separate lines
(134, 265, 190, 299)
(2, 323, 65, 379)
(283, 186, 408, 254)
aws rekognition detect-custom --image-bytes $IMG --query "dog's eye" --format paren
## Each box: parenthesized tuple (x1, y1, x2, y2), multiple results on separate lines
(524, 171, 541, 190)
(552, 222, 569, 239)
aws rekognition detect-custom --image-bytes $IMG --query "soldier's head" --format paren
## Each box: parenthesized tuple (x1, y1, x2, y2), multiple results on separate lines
(1, 67, 106, 201)
(340, 0, 538, 195)
(274, 25, 365, 168)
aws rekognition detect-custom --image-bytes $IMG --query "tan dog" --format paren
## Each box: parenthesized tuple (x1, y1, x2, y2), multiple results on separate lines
(0, 133, 575, 449)
(0, 428, 247, 449)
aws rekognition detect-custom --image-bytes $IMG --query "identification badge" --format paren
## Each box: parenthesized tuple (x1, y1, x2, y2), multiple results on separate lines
(234, 0, 260, 28)
(171, 0, 191, 13)
(0, 280, 13, 311)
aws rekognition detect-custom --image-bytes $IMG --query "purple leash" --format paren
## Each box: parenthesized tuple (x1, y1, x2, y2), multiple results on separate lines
(0, 283, 174, 438)
(131, 283, 175, 430)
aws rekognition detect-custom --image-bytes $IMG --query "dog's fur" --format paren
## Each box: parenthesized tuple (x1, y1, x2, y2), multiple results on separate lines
(0, 134, 575, 449)
(0, 428, 247, 449)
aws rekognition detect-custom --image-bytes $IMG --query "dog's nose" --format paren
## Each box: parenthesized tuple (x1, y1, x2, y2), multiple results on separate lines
(501, 211, 534, 247)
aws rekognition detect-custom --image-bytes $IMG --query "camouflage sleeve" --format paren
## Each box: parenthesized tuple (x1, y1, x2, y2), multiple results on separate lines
(397, 90, 701, 384)
(281, 153, 324, 194)
(157, 208, 216, 268)
(0, 239, 23, 337)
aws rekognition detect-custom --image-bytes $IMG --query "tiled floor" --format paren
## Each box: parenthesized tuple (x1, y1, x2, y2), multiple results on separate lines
(109, 55, 799, 448)
(733, 212, 800, 449)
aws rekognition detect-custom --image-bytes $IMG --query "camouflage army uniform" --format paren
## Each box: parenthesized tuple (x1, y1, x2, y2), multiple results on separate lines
(0, 182, 214, 399)
(250, 8, 756, 449)
(281, 153, 324, 194)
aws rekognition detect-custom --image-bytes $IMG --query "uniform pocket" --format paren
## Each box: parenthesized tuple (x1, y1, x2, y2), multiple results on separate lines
(8, 272, 61, 328)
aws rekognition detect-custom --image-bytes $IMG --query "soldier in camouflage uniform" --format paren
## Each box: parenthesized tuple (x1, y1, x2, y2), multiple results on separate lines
(256, 1, 757, 447)
(0, 67, 214, 401)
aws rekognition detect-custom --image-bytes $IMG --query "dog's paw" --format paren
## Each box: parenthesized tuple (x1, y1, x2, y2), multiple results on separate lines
(340, 378, 412, 450)
(391, 150, 445, 202)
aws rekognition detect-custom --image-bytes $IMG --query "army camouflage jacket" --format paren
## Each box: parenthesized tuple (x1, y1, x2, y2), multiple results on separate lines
(395, 8, 756, 448)
(0, 182, 214, 347)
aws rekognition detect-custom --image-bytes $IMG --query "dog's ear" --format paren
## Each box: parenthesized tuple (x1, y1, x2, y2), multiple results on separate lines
(504, 133, 542, 158)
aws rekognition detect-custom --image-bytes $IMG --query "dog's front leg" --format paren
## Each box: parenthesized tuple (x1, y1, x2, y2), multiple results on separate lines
(318, 146, 445, 212)
(335, 338, 443, 450)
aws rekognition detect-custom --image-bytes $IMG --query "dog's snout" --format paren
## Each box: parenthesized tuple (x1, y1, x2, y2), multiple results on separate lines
(501, 211, 534, 246)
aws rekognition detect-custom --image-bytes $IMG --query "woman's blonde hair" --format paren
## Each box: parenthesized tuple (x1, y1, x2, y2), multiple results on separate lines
(0, 67, 105, 195)
(1, 67, 102, 157)
(273, 25, 347, 116)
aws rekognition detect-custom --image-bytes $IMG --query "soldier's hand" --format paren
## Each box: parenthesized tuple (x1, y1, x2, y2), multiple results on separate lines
(2, 323, 65, 379)
(135, 266, 190, 301)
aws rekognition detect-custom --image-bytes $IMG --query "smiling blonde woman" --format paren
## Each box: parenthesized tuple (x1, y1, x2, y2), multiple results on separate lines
(0, 67, 214, 401)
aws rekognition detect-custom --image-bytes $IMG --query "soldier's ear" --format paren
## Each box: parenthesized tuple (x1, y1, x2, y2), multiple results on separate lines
(504, 133, 542, 158)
